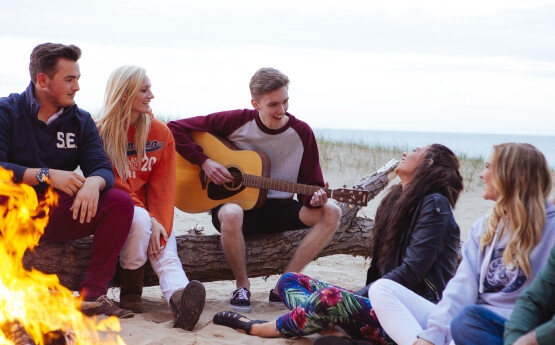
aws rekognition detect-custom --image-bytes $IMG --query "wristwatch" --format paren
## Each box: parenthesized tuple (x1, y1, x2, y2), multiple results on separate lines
(36, 168, 50, 184)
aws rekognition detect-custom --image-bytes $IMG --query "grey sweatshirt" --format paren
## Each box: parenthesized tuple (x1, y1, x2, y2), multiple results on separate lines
(419, 201, 555, 345)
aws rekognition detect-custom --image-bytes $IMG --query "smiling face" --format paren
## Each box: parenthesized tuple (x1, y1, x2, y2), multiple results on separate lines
(479, 156, 500, 201)
(395, 146, 429, 185)
(251, 86, 289, 130)
(41, 58, 80, 108)
(130, 75, 154, 125)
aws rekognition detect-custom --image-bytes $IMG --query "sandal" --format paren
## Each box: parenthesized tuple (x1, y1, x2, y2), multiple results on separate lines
(213, 311, 267, 335)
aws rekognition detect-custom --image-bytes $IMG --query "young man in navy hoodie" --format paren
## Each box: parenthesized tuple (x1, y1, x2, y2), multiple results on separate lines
(0, 43, 134, 318)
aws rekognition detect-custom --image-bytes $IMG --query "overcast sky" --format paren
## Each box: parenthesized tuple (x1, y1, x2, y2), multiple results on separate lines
(1, 0, 554, 136)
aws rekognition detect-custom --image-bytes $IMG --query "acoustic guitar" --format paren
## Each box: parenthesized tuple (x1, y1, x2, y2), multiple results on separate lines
(175, 131, 369, 213)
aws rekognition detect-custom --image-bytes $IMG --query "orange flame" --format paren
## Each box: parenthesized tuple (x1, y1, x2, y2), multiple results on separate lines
(0, 167, 126, 345)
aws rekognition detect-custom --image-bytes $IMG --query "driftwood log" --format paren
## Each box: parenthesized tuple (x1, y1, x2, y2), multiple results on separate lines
(23, 160, 399, 291)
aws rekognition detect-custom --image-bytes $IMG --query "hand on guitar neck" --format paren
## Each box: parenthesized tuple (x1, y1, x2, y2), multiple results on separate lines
(310, 182, 329, 207)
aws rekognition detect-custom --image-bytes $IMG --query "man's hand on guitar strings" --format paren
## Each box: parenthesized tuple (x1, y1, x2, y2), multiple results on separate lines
(201, 159, 233, 185)
(310, 182, 329, 207)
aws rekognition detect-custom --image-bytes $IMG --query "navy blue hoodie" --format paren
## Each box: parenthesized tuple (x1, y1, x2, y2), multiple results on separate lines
(0, 83, 114, 189)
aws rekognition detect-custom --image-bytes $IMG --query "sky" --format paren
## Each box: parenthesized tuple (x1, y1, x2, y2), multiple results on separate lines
(1, 0, 554, 136)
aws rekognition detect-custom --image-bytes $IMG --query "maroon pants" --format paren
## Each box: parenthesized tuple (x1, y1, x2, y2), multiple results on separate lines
(42, 188, 134, 300)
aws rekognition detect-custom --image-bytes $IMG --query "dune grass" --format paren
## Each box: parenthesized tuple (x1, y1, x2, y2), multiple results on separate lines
(316, 137, 485, 192)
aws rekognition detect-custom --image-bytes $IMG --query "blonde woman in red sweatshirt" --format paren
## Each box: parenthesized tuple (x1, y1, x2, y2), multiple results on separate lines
(97, 65, 205, 330)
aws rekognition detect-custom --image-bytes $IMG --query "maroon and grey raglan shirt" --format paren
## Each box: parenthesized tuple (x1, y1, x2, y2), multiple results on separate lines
(167, 109, 324, 207)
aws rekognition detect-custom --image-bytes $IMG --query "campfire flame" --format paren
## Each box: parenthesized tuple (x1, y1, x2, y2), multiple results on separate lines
(0, 167, 126, 345)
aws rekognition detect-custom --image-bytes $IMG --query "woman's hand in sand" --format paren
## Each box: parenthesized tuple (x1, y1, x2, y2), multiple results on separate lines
(148, 217, 168, 260)
(201, 159, 232, 185)
(310, 182, 329, 207)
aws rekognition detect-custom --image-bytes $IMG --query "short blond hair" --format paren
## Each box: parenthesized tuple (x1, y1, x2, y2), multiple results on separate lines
(249, 67, 289, 100)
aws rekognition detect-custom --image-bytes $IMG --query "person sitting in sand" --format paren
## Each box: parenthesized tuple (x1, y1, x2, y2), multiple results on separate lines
(212, 143, 464, 344)
(0, 43, 134, 318)
(369, 143, 555, 345)
(96, 66, 205, 330)
(167, 67, 341, 312)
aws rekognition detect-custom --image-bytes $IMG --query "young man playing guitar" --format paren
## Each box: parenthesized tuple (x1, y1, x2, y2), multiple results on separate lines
(168, 67, 341, 312)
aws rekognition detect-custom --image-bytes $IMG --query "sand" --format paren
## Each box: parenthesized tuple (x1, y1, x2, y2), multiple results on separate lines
(100, 159, 502, 345)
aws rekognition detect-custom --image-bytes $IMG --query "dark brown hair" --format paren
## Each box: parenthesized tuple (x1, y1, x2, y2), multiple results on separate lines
(373, 144, 464, 273)
(249, 67, 289, 100)
(29, 43, 81, 84)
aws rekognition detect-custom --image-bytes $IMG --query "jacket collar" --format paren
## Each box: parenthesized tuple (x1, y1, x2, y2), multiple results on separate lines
(23, 82, 41, 120)
(22, 82, 77, 125)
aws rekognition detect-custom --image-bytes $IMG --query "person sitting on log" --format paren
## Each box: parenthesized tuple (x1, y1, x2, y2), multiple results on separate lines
(212, 143, 464, 344)
(167, 67, 342, 312)
(369, 143, 555, 345)
(0, 43, 134, 318)
(96, 66, 205, 330)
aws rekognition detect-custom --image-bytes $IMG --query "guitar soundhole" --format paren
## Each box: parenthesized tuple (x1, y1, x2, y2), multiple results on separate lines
(224, 167, 243, 191)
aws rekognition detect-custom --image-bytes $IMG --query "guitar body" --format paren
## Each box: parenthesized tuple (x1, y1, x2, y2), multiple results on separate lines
(175, 131, 270, 213)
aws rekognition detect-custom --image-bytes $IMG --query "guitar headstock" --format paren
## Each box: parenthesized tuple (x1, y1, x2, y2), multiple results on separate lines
(330, 188, 369, 206)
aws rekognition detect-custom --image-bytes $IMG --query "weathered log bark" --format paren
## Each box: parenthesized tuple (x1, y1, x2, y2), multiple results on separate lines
(23, 160, 398, 291)
(1, 319, 36, 345)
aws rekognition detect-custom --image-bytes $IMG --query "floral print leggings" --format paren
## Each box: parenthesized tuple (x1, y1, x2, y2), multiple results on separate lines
(275, 272, 390, 344)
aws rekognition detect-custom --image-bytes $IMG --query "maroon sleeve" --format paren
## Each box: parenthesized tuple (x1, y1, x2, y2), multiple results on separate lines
(291, 119, 325, 207)
(167, 109, 255, 166)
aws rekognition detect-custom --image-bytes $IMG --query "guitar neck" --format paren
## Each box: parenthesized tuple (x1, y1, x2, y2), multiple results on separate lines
(241, 173, 368, 206)
(243, 174, 327, 197)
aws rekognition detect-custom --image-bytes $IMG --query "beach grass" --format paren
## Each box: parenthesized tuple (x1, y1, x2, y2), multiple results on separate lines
(316, 137, 485, 191)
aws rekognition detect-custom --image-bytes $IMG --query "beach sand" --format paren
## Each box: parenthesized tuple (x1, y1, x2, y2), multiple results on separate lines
(105, 144, 506, 345)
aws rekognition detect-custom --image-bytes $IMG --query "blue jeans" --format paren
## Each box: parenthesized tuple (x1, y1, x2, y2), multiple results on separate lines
(451, 305, 507, 345)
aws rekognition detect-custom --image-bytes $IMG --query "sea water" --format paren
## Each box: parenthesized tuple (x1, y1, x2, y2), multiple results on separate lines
(313, 129, 555, 168)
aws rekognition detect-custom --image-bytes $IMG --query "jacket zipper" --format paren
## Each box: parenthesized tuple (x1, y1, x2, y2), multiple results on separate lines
(424, 276, 440, 302)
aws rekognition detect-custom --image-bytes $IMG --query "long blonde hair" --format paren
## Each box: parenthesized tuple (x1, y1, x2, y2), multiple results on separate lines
(480, 143, 552, 278)
(96, 66, 151, 180)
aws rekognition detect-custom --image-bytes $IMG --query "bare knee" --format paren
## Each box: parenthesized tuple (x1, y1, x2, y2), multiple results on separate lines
(218, 204, 244, 236)
(320, 203, 341, 230)
(325, 203, 341, 222)
(300, 202, 341, 230)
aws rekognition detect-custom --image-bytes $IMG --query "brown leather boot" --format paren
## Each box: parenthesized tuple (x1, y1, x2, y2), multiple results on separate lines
(119, 265, 145, 313)
(169, 280, 206, 331)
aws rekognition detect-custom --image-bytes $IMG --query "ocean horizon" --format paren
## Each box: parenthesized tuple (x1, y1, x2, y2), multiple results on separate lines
(313, 128, 555, 168)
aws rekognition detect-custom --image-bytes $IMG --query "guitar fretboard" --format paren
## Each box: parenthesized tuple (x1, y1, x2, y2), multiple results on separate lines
(242, 174, 328, 197)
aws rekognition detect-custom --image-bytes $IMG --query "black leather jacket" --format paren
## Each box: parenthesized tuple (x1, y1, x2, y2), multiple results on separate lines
(363, 193, 460, 303)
